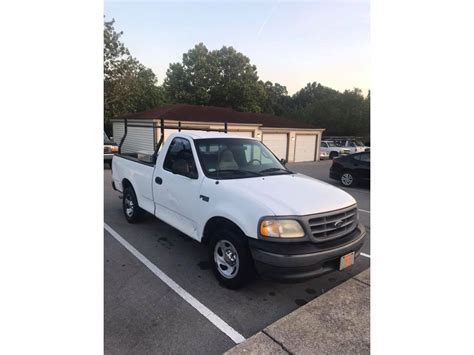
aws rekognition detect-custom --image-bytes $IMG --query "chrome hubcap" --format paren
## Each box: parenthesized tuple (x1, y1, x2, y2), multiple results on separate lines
(214, 240, 240, 279)
(124, 194, 134, 217)
(341, 173, 353, 186)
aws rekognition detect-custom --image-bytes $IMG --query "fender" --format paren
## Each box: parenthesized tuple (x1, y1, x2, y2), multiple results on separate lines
(198, 196, 275, 241)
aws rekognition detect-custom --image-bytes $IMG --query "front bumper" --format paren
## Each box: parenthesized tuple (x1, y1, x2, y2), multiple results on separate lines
(249, 224, 366, 281)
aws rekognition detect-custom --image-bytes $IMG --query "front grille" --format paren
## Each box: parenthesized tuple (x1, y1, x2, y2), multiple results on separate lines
(307, 206, 358, 241)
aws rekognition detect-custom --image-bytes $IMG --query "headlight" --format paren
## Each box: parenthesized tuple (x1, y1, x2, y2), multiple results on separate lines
(259, 219, 305, 238)
(111, 146, 118, 153)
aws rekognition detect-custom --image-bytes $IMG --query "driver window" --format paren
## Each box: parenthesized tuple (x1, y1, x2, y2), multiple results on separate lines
(163, 138, 198, 178)
(243, 144, 273, 165)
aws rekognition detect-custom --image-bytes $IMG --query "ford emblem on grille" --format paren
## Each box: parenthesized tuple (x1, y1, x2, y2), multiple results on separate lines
(333, 219, 344, 228)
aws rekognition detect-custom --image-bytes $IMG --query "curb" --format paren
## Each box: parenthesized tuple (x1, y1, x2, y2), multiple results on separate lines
(225, 268, 370, 354)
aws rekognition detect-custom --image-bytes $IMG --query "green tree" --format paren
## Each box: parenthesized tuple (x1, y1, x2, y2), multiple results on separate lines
(164, 43, 267, 112)
(287, 82, 369, 137)
(261, 81, 292, 115)
(104, 18, 165, 133)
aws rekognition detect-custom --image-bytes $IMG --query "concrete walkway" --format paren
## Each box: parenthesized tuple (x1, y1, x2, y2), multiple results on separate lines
(225, 269, 370, 355)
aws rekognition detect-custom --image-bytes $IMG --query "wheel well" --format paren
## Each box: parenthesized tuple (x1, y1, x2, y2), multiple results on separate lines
(122, 178, 133, 191)
(201, 217, 244, 245)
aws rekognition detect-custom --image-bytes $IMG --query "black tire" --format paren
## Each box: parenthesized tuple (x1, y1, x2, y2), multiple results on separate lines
(209, 228, 254, 289)
(122, 186, 145, 223)
(329, 151, 339, 160)
(340, 170, 357, 187)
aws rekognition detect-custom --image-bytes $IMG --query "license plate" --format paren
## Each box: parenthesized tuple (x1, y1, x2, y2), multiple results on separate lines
(339, 252, 355, 270)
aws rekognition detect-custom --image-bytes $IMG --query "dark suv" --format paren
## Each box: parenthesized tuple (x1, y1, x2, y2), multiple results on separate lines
(330, 152, 370, 187)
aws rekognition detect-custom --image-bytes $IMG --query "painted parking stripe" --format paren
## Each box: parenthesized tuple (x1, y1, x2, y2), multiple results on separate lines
(104, 223, 246, 344)
(361, 252, 370, 258)
(358, 209, 370, 213)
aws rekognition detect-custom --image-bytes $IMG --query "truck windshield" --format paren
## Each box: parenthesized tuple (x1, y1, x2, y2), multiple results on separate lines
(194, 138, 291, 179)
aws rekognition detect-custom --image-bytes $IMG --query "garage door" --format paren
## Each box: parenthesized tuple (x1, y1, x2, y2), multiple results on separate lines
(263, 133, 288, 160)
(294, 135, 317, 162)
(229, 131, 253, 138)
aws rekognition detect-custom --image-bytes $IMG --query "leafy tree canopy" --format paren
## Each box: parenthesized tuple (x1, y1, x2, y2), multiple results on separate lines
(104, 19, 370, 137)
(164, 43, 267, 112)
(104, 18, 166, 132)
(288, 84, 370, 136)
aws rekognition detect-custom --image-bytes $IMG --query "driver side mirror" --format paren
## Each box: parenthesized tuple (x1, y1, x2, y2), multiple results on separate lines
(280, 158, 287, 165)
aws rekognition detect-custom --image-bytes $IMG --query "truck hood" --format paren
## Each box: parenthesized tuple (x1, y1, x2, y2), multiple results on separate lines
(221, 173, 356, 216)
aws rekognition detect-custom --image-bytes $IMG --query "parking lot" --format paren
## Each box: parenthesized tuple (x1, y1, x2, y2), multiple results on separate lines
(104, 159, 370, 354)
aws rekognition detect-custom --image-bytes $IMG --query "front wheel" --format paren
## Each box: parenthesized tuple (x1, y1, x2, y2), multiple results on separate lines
(329, 151, 339, 160)
(340, 171, 356, 187)
(209, 229, 254, 289)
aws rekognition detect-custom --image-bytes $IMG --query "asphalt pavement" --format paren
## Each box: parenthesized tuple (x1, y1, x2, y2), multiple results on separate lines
(104, 159, 370, 354)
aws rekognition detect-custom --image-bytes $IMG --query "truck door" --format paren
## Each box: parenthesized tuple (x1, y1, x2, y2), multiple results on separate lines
(321, 142, 328, 152)
(348, 141, 357, 153)
(152, 137, 204, 240)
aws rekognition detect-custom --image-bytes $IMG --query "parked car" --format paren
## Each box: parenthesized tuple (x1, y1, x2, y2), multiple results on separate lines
(112, 128, 366, 288)
(329, 152, 370, 187)
(320, 140, 351, 159)
(334, 139, 369, 154)
(344, 139, 369, 154)
(104, 132, 118, 167)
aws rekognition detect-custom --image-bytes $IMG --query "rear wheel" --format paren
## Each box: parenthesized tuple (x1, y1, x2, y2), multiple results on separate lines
(123, 186, 145, 223)
(340, 171, 356, 187)
(209, 228, 254, 289)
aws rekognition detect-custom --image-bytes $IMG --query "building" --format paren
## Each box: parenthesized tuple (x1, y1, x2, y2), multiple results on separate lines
(111, 104, 325, 162)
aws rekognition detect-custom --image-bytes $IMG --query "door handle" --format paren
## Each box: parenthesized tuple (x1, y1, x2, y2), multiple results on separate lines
(155, 177, 163, 184)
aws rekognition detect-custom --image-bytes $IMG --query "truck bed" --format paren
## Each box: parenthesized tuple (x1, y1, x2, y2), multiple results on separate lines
(114, 153, 155, 167)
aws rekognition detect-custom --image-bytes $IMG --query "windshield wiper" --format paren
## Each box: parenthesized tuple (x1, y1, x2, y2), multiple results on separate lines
(259, 167, 293, 175)
(212, 169, 262, 176)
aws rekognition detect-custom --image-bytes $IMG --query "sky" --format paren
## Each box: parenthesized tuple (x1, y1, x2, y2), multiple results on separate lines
(104, 0, 369, 95)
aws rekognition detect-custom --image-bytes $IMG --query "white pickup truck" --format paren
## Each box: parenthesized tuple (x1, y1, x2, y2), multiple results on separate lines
(320, 140, 351, 159)
(340, 139, 369, 154)
(112, 129, 366, 288)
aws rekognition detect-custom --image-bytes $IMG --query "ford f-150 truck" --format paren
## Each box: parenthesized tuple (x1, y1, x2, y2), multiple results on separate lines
(112, 126, 366, 289)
